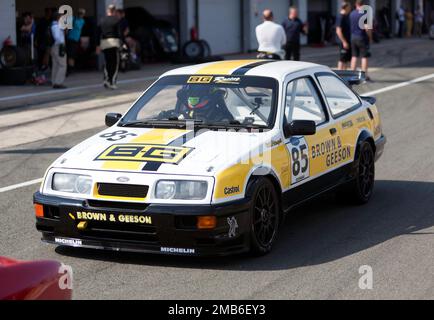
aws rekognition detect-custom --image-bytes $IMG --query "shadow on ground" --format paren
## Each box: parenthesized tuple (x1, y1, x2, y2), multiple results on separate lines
(56, 179, 434, 271)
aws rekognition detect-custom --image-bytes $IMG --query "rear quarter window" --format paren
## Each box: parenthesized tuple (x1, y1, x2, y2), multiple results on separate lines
(316, 74, 361, 117)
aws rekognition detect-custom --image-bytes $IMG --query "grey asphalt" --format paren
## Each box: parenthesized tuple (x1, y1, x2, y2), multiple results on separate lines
(1, 39, 434, 299)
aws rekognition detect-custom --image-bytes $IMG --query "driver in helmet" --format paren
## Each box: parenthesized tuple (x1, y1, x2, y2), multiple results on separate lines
(159, 85, 233, 122)
(181, 85, 233, 122)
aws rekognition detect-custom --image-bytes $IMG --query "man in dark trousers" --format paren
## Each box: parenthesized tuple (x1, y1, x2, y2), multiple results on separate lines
(336, 2, 352, 70)
(96, 5, 121, 90)
(281, 7, 307, 61)
(350, 0, 373, 80)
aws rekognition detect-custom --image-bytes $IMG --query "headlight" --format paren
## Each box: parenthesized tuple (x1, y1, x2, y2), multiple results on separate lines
(52, 173, 93, 194)
(155, 180, 207, 200)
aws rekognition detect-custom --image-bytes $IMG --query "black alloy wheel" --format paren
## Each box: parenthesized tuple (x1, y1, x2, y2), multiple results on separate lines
(250, 177, 280, 255)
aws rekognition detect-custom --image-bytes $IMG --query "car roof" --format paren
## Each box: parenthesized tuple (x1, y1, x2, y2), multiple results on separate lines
(161, 59, 331, 81)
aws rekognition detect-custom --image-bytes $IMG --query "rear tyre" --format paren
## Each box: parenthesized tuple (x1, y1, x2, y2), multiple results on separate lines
(249, 177, 280, 256)
(182, 40, 204, 60)
(341, 142, 375, 204)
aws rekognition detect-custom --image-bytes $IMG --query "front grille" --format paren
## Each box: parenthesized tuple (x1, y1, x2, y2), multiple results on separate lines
(86, 200, 149, 211)
(96, 183, 148, 198)
(81, 221, 158, 243)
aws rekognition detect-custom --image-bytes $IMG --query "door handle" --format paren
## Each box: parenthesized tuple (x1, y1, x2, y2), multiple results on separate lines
(329, 128, 337, 135)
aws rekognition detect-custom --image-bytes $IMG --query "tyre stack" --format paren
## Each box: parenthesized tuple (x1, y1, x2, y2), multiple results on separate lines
(172, 39, 223, 64)
(0, 46, 33, 85)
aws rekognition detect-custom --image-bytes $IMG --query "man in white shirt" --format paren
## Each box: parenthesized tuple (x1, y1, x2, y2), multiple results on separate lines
(51, 12, 67, 89)
(255, 10, 286, 59)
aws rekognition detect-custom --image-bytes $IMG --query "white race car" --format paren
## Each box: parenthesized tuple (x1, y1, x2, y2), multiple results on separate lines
(34, 60, 385, 256)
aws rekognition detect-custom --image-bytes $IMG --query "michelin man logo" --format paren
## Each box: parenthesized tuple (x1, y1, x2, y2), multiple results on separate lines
(227, 216, 238, 238)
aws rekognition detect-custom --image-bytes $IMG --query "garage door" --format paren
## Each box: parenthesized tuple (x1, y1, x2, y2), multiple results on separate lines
(198, 0, 242, 55)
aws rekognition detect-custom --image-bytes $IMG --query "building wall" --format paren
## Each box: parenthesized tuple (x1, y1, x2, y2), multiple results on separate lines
(0, 0, 17, 45)
(15, 0, 96, 18)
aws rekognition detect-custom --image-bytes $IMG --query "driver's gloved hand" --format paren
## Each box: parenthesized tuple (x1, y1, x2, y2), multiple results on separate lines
(158, 110, 177, 120)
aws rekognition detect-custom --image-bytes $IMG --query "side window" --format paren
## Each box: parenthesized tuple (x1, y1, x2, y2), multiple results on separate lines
(285, 77, 327, 125)
(317, 74, 360, 117)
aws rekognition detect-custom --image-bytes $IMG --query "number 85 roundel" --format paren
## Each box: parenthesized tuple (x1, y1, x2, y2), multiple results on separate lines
(288, 137, 310, 185)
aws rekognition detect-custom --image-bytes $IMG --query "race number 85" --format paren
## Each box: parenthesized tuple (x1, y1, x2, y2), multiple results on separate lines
(290, 139, 309, 184)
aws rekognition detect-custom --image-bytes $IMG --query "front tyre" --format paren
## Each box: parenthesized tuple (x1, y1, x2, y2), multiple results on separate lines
(249, 177, 280, 256)
(345, 142, 375, 204)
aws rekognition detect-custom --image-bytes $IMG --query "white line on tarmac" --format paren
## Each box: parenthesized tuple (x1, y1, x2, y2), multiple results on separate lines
(0, 76, 158, 103)
(1, 70, 434, 194)
(0, 178, 43, 193)
(364, 73, 434, 96)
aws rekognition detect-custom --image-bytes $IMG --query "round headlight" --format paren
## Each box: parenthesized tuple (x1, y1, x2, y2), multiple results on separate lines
(75, 176, 92, 194)
(155, 181, 176, 199)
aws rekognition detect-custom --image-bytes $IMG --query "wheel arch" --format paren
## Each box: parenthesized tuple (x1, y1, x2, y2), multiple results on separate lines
(244, 167, 283, 211)
(355, 129, 376, 161)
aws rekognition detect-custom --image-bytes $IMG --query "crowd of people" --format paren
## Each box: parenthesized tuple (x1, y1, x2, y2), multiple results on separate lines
(255, 0, 431, 81)
(13, 2, 432, 90)
(16, 5, 135, 90)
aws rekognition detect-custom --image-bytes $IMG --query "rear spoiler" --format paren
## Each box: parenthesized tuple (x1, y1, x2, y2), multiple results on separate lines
(333, 70, 366, 86)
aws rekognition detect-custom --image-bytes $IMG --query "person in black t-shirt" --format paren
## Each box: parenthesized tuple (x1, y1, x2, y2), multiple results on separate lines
(96, 5, 121, 89)
(281, 7, 307, 61)
(350, 0, 373, 80)
(336, 2, 352, 70)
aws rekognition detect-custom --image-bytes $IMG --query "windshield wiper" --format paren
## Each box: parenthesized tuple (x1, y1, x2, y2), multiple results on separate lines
(195, 121, 268, 130)
(120, 119, 203, 128)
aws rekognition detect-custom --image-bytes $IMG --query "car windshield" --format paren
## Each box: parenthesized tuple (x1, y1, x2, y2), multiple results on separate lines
(121, 75, 279, 129)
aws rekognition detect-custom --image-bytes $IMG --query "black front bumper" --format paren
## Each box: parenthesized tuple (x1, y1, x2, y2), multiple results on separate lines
(375, 135, 386, 161)
(34, 192, 251, 256)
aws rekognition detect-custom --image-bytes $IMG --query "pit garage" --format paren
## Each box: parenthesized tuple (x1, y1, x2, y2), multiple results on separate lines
(197, 0, 242, 55)
(307, 0, 333, 45)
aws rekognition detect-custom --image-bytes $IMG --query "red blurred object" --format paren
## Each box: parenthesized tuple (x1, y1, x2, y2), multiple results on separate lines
(190, 26, 198, 41)
(0, 256, 72, 300)
(2, 36, 13, 48)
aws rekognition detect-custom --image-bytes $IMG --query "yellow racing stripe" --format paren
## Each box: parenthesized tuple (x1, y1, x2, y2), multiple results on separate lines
(195, 60, 259, 75)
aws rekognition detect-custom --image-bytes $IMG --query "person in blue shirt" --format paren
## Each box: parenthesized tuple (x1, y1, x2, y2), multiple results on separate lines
(281, 7, 307, 61)
(336, 2, 352, 70)
(66, 8, 86, 73)
(350, 0, 373, 80)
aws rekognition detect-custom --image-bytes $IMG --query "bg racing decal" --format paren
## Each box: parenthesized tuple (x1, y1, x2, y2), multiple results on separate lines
(187, 75, 213, 84)
(288, 137, 310, 185)
(213, 76, 241, 84)
(95, 144, 193, 165)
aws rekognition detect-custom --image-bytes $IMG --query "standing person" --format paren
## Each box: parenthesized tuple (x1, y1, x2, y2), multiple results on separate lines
(67, 8, 86, 74)
(255, 9, 286, 59)
(50, 12, 67, 89)
(397, 6, 405, 38)
(281, 7, 307, 61)
(405, 8, 414, 37)
(96, 5, 121, 90)
(19, 12, 36, 64)
(350, 0, 372, 81)
(336, 2, 352, 70)
(414, 6, 424, 37)
(116, 8, 137, 60)
(35, 8, 53, 70)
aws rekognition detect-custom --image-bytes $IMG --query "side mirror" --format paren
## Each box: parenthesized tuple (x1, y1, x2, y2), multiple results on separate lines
(105, 113, 122, 127)
(285, 120, 316, 137)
